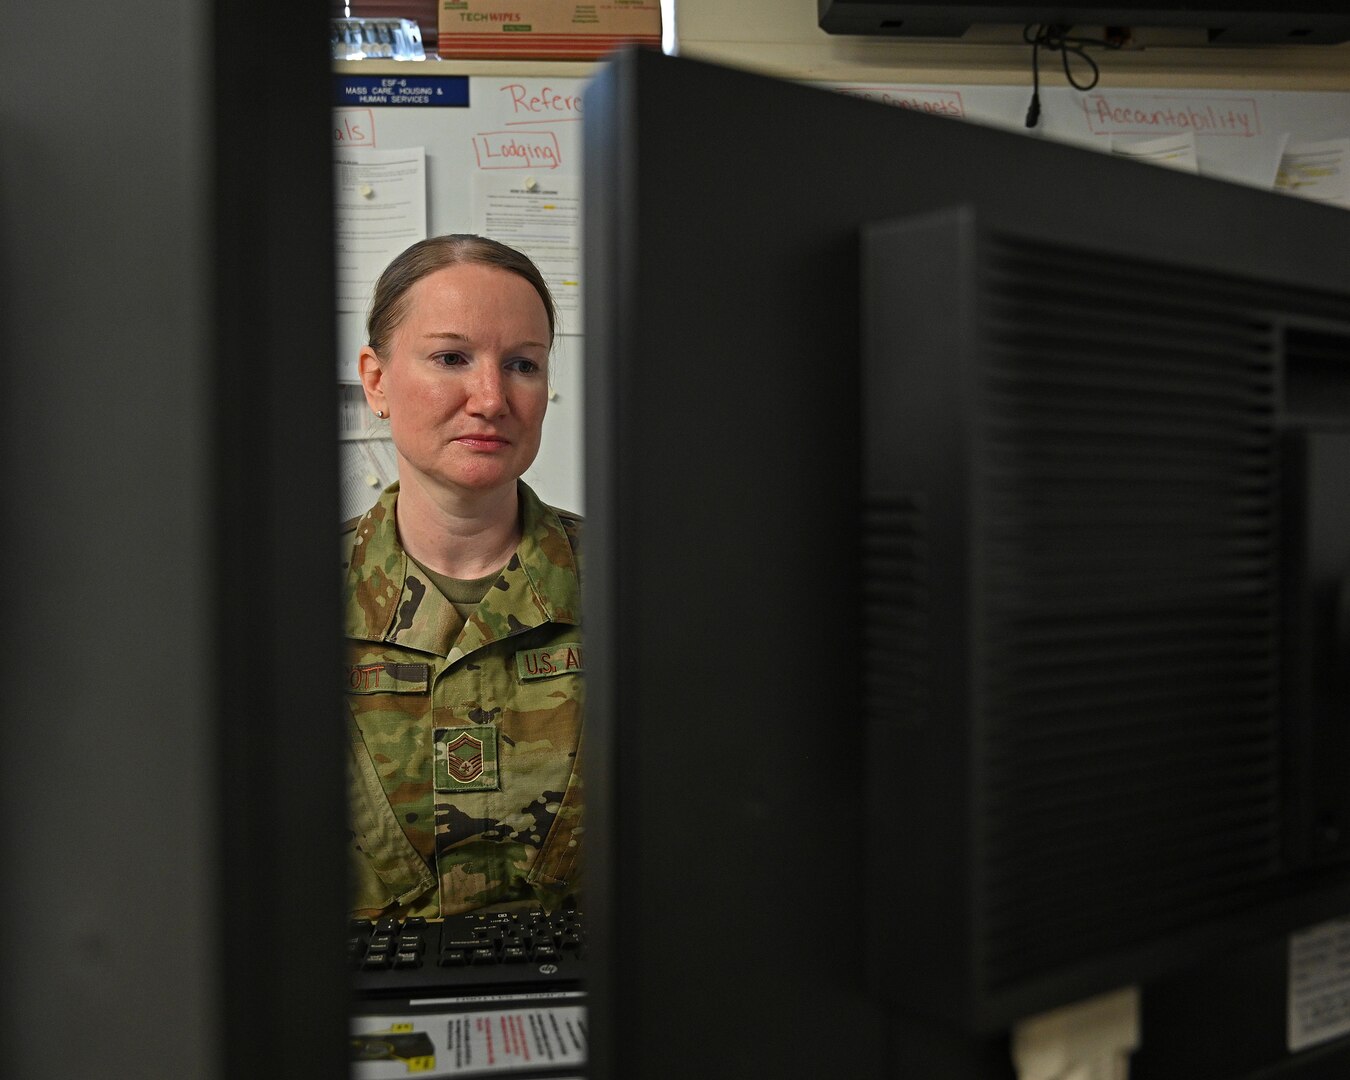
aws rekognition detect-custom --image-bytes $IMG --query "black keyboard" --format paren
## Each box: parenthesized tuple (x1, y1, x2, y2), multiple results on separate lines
(350, 906, 586, 998)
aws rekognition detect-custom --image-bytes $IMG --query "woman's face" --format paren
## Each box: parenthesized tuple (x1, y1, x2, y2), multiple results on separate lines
(362, 262, 551, 501)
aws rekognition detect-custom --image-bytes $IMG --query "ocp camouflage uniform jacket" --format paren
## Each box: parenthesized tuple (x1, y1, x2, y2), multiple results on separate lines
(343, 481, 584, 918)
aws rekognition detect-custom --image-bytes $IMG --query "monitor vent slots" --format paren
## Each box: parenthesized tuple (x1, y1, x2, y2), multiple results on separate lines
(973, 230, 1283, 989)
(862, 494, 931, 730)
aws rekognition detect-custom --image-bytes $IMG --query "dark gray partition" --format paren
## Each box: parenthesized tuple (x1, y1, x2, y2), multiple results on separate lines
(0, 2, 345, 1076)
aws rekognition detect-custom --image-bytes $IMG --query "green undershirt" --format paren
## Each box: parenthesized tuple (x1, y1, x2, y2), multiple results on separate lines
(408, 557, 501, 622)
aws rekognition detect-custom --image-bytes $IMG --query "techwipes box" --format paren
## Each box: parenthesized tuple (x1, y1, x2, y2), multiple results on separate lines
(438, 1, 661, 60)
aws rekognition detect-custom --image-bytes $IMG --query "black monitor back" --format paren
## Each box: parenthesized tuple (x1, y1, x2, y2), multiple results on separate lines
(582, 48, 1350, 1079)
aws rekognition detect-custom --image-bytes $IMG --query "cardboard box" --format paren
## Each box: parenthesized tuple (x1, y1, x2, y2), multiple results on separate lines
(438, 1, 661, 61)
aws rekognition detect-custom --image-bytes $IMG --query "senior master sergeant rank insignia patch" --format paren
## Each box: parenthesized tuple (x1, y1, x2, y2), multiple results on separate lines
(434, 725, 500, 793)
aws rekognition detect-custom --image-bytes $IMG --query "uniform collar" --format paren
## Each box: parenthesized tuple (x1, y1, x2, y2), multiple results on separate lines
(343, 481, 580, 659)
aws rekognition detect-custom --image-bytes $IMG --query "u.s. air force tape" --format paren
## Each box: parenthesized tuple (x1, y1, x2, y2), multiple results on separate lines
(515, 642, 583, 681)
(434, 725, 500, 793)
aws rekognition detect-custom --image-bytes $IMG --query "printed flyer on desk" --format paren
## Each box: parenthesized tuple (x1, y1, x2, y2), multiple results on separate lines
(351, 1001, 586, 1078)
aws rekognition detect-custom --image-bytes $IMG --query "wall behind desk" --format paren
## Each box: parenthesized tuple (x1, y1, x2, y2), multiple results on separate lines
(332, 66, 1349, 518)
(334, 74, 588, 518)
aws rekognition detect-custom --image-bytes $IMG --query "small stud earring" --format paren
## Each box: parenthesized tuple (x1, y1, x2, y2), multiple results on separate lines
(376, 410, 386, 419)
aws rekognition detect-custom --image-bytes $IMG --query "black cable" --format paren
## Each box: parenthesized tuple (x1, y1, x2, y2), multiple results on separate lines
(1026, 26, 1044, 128)
(1023, 24, 1123, 129)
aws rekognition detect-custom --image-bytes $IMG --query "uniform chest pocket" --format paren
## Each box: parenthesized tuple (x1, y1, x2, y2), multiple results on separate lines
(343, 660, 431, 695)
(342, 655, 435, 778)
(505, 642, 582, 712)
(344, 651, 437, 869)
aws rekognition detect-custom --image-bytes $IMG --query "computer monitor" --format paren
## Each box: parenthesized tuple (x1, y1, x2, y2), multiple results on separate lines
(582, 48, 1350, 1078)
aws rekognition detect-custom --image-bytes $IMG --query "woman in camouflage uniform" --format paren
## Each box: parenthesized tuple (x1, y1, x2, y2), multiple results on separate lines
(343, 235, 583, 918)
